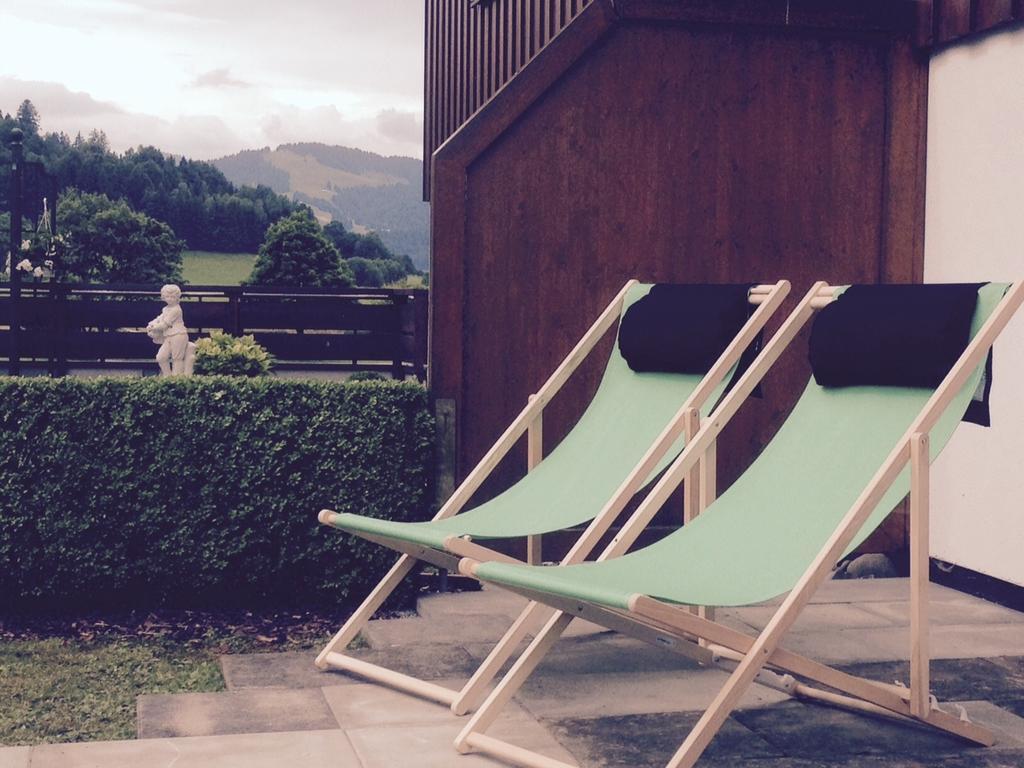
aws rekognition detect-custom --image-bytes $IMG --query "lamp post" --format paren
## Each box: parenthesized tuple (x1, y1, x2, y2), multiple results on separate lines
(8, 128, 24, 375)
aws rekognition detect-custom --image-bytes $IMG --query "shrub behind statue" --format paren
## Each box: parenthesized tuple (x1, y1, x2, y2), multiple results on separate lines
(0, 377, 434, 612)
(193, 331, 274, 377)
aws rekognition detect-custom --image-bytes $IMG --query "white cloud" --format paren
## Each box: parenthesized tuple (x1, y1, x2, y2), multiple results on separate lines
(377, 109, 422, 146)
(190, 69, 252, 90)
(0, 0, 425, 159)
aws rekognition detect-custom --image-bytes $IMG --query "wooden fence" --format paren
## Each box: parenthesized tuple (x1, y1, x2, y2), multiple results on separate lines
(0, 283, 429, 379)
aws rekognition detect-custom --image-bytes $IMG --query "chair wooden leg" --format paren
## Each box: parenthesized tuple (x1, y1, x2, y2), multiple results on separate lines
(910, 432, 930, 718)
(452, 600, 555, 715)
(665, 644, 773, 767)
(315, 554, 417, 668)
(456, 611, 575, 752)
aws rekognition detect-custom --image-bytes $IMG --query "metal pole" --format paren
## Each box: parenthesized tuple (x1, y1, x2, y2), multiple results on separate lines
(8, 128, 24, 376)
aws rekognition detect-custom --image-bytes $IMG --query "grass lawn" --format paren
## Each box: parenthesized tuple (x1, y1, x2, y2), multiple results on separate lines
(0, 611, 343, 746)
(182, 250, 258, 285)
(0, 637, 223, 745)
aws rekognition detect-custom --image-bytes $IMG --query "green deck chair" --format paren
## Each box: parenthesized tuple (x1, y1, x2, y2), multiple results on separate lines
(314, 279, 790, 714)
(455, 280, 1022, 768)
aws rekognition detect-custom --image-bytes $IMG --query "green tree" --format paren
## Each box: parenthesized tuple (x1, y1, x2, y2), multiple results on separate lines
(246, 210, 353, 287)
(323, 220, 359, 257)
(346, 257, 385, 287)
(353, 232, 392, 261)
(57, 188, 184, 283)
(16, 100, 40, 136)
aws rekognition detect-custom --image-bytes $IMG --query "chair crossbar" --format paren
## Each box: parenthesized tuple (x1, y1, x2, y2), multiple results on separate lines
(320, 652, 459, 706)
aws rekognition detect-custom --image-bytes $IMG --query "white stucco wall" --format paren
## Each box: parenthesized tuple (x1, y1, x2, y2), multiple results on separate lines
(924, 25, 1024, 586)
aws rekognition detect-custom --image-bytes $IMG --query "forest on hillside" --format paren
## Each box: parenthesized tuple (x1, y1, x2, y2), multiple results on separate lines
(0, 101, 423, 287)
(0, 101, 297, 253)
(213, 143, 429, 269)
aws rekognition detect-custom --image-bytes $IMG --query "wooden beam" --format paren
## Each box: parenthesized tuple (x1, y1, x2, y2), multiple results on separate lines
(527, 394, 544, 564)
(682, 407, 701, 526)
(909, 432, 930, 718)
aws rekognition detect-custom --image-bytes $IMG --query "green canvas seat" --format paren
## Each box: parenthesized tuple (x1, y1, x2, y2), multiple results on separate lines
(328, 285, 724, 550)
(313, 279, 790, 716)
(473, 285, 1002, 607)
(455, 281, 1022, 768)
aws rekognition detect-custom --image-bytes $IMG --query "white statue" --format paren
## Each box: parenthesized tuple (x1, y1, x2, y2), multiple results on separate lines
(147, 284, 196, 376)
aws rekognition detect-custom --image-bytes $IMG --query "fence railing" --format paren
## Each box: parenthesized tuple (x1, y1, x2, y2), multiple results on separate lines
(0, 283, 429, 379)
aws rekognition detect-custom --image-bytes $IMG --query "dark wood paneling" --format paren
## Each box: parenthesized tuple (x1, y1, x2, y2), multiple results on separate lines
(880, 39, 929, 284)
(424, 0, 595, 198)
(931, 0, 1023, 45)
(460, 23, 892, 495)
(430, 10, 928, 539)
(936, 0, 974, 41)
(974, 0, 1015, 29)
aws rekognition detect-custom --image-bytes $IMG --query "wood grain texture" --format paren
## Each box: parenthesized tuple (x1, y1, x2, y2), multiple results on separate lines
(973, 0, 1016, 31)
(430, 8, 926, 553)
(424, 0, 596, 197)
(423, 0, 941, 198)
(935, 0, 973, 43)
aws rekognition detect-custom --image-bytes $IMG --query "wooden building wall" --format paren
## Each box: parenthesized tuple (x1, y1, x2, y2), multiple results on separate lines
(428, 0, 929, 550)
(424, 0, 595, 197)
(925, 0, 1024, 46)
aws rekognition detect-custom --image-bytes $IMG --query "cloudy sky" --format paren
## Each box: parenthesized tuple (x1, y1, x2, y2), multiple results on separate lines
(0, 0, 424, 160)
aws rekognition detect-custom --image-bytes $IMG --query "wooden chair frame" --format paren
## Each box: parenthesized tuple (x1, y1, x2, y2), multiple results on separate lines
(454, 279, 1023, 768)
(314, 279, 791, 714)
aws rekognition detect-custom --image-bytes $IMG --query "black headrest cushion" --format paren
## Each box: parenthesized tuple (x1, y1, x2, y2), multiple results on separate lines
(809, 284, 983, 388)
(619, 284, 753, 374)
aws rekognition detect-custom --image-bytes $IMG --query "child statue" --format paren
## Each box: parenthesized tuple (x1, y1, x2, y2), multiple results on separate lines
(147, 284, 196, 376)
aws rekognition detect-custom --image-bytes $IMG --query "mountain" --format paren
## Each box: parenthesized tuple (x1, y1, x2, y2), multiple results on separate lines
(213, 143, 430, 270)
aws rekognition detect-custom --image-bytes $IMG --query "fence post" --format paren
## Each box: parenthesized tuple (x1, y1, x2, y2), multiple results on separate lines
(391, 292, 408, 380)
(8, 129, 24, 375)
(55, 283, 68, 376)
(228, 287, 243, 336)
(413, 289, 428, 383)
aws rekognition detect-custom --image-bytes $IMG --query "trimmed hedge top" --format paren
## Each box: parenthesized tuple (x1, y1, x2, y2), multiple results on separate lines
(0, 377, 434, 612)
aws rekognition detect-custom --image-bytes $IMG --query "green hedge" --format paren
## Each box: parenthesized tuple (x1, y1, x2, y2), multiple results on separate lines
(0, 377, 434, 612)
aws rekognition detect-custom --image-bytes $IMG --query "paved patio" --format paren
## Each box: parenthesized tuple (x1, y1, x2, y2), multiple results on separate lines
(4, 577, 1024, 767)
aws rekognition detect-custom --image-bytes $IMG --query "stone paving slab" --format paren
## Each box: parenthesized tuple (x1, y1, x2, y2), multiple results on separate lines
(959, 701, 1024, 748)
(754, 579, 978, 606)
(416, 585, 528, 622)
(347, 710, 577, 768)
(0, 747, 29, 768)
(860, 598, 1024, 627)
(528, 634, 706, 676)
(515, 668, 790, 719)
(729, 603, 902, 632)
(546, 710, 785, 768)
(349, 643, 481, 679)
(322, 679, 466, 728)
(771, 622, 1024, 665)
(837, 658, 1024, 707)
(546, 699, 1024, 768)
(137, 688, 338, 739)
(25, 730, 361, 768)
(930, 623, 1024, 659)
(220, 650, 332, 690)
(361, 613, 516, 648)
(220, 645, 480, 689)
